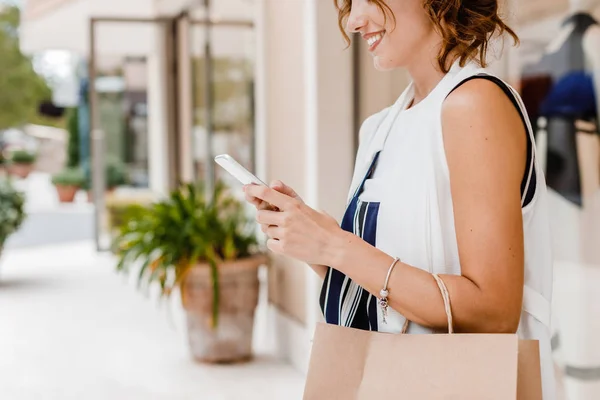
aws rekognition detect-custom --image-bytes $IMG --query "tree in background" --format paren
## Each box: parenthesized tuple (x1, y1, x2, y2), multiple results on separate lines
(0, 5, 51, 130)
(66, 108, 80, 167)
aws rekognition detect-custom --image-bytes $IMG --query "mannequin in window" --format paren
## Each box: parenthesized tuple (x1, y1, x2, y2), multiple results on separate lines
(521, 0, 600, 207)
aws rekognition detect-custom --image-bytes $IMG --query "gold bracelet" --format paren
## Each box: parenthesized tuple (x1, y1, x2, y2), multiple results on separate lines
(379, 257, 400, 324)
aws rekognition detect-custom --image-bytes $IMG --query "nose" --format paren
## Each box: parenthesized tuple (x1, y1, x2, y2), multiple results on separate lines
(346, 5, 368, 34)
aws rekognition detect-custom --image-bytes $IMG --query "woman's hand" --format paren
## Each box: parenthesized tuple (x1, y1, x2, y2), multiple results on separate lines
(243, 184, 343, 266)
(244, 180, 302, 211)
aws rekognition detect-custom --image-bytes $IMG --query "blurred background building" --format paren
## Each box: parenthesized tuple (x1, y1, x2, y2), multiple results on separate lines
(0, 0, 598, 399)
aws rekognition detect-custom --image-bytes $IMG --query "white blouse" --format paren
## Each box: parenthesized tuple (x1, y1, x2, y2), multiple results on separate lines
(350, 62, 555, 399)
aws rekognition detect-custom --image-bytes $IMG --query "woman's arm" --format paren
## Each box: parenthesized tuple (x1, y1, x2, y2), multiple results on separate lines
(328, 79, 527, 333)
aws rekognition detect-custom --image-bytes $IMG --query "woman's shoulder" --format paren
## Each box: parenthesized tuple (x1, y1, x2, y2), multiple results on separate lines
(442, 72, 522, 124)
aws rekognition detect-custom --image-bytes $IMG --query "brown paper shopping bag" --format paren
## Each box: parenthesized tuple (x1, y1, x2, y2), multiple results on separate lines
(304, 275, 542, 400)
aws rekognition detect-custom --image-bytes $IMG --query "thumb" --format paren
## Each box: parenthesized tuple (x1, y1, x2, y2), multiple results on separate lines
(270, 180, 284, 189)
(270, 180, 290, 194)
(270, 180, 303, 202)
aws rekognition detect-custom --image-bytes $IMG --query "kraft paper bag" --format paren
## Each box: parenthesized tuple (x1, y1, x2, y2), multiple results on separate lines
(304, 275, 542, 400)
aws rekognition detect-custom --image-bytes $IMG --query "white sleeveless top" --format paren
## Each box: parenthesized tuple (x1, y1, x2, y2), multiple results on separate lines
(350, 62, 555, 399)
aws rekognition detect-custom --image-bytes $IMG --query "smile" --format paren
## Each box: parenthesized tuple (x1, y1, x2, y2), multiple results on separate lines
(365, 31, 385, 51)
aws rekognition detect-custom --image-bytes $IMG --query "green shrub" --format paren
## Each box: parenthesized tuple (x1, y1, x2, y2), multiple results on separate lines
(10, 150, 36, 164)
(0, 179, 26, 246)
(51, 168, 86, 187)
(113, 182, 260, 327)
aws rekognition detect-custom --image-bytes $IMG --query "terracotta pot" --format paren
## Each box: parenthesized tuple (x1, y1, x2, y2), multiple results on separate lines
(55, 185, 79, 203)
(9, 163, 33, 179)
(181, 255, 267, 363)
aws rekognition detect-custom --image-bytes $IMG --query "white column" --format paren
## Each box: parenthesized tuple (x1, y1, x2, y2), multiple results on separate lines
(147, 23, 170, 195)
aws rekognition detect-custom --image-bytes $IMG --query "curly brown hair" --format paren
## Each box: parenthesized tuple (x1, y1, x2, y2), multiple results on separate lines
(334, 0, 519, 73)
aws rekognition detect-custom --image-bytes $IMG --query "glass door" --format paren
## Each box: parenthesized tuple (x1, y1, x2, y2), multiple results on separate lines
(187, 4, 256, 192)
(89, 17, 176, 251)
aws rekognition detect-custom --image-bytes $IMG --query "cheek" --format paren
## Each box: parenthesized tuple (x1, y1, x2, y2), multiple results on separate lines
(373, 31, 415, 70)
(375, 14, 433, 70)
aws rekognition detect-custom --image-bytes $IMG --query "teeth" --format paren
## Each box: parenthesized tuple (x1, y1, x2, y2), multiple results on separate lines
(367, 33, 383, 47)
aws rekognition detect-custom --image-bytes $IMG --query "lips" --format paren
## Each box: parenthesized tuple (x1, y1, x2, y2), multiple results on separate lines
(364, 31, 385, 52)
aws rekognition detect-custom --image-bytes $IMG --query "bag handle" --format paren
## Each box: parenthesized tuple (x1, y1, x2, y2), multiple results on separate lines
(401, 273, 454, 334)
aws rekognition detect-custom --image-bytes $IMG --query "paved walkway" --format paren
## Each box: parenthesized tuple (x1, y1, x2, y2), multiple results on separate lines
(0, 241, 305, 400)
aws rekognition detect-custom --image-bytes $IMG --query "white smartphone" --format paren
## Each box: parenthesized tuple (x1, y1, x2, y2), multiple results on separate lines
(214, 154, 267, 186)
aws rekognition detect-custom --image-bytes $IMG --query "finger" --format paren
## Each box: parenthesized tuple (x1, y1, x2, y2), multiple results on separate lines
(266, 238, 283, 254)
(264, 225, 284, 240)
(270, 180, 284, 190)
(256, 210, 285, 226)
(257, 201, 274, 211)
(244, 193, 262, 208)
(245, 185, 294, 210)
(271, 180, 296, 198)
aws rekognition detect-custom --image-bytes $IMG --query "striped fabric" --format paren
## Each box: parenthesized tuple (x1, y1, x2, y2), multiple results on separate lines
(319, 152, 381, 331)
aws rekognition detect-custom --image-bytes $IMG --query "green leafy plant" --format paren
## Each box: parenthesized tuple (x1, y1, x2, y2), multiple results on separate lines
(113, 182, 259, 327)
(51, 168, 86, 187)
(10, 149, 36, 164)
(0, 178, 26, 246)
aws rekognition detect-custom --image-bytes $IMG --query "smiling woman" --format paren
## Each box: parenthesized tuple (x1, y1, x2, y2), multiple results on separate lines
(335, 0, 519, 72)
(244, 0, 556, 398)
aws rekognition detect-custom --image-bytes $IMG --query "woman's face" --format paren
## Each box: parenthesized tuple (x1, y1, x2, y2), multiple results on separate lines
(346, 0, 437, 71)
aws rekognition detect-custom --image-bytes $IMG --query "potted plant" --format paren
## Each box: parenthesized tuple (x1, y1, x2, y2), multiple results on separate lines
(8, 150, 37, 179)
(0, 179, 26, 265)
(51, 168, 86, 203)
(113, 182, 265, 363)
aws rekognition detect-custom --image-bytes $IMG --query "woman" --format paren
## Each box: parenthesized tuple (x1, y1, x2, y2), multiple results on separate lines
(245, 0, 555, 398)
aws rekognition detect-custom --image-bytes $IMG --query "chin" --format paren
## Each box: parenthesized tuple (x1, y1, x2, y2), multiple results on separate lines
(373, 56, 401, 72)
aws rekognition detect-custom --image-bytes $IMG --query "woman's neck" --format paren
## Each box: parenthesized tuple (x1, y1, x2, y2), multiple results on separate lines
(406, 48, 453, 107)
